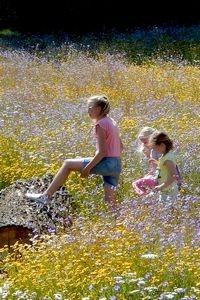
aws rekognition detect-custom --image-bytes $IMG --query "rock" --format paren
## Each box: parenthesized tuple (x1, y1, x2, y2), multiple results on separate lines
(0, 174, 75, 249)
(0, 225, 32, 249)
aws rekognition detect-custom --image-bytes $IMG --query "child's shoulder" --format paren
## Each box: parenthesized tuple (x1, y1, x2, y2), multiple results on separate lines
(163, 150, 176, 162)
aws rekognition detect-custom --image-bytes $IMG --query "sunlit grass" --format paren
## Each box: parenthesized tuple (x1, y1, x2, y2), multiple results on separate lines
(0, 26, 199, 299)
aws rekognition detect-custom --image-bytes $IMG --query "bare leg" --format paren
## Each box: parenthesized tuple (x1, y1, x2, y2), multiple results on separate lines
(44, 158, 84, 197)
(104, 184, 118, 212)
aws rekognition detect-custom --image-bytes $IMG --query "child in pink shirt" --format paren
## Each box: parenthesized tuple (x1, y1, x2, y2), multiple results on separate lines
(26, 95, 123, 212)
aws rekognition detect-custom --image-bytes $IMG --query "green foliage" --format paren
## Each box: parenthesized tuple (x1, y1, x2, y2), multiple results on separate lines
(0, 25, 200, 64)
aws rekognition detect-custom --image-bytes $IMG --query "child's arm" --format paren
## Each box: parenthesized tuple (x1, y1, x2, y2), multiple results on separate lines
(81, 125, 106, 178)
(154, 160, 177, 191)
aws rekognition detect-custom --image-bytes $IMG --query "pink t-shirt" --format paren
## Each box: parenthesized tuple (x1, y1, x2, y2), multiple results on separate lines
(94, 116, 122, 157)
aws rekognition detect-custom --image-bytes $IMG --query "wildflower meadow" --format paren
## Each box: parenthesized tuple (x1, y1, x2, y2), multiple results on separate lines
(0, 25, 200, 299)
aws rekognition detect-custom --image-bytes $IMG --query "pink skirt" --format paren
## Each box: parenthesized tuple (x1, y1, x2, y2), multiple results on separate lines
(132, 174, 157, 195)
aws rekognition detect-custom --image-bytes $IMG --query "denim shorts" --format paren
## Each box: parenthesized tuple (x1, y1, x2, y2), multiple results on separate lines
(83, 157, 122, 188)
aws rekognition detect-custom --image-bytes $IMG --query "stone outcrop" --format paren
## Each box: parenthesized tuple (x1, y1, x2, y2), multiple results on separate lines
(0, 174, 75, 248)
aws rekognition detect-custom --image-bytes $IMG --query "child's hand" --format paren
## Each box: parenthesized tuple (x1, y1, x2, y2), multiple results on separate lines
(149, 158, 158, 165)
(153, 186, 160, 191)
(153, 184, 164, 191)
(80, 166, 90, 178)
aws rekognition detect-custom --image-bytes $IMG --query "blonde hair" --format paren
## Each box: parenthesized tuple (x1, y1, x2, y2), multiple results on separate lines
(138, 126, 157, 139)
(87, 95, 110, 116)
(137, 126, 158, 156)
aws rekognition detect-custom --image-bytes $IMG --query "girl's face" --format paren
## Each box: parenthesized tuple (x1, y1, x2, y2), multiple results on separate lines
(152, 143, 166, 154)
(87, 102, 101, 119)
(139, 137, 149, 147)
